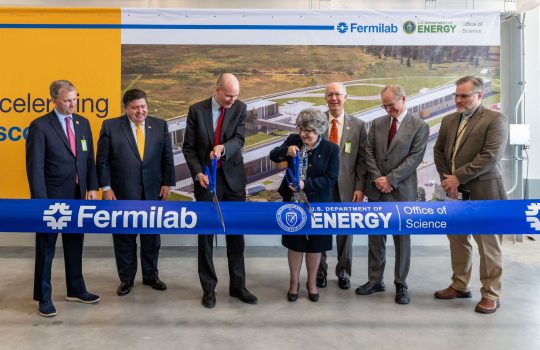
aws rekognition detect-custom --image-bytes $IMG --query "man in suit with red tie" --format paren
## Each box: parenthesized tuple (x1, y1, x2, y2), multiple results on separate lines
(96, 89, 175, 297)
(183, 73, 257, 308)
(316, 82, 367, 290)
(433, 76, 508, 314)
(355, 85, 429, 305)
(26, 80, 100, 317)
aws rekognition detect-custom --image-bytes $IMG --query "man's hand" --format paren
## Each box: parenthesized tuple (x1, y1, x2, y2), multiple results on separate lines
(375, 176, 393, 193)
(102, 189, 117, 200)
(87, 190, 98, 200)
(160, 186, 170, 200)
(352, 190, 364, 202)
(197, 173, 209, 189)
(442, 174, 460, 198)
(210, 144, 225, 160)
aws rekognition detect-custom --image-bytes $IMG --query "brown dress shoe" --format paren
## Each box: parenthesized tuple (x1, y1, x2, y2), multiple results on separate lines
(434, 286, 472, 299)
(475, 297, 500, 314)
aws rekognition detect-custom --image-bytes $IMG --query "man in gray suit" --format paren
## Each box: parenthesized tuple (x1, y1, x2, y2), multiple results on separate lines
(355, 85, 429, 305)
(433, 76, 508, 314)
(316, 82, 367, 290)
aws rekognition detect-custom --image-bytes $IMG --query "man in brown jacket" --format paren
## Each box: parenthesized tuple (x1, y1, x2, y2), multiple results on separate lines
(433, 75, 508, 314)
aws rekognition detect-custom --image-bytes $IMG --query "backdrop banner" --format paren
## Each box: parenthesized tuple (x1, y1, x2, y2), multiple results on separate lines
(0, 199, 538, 235)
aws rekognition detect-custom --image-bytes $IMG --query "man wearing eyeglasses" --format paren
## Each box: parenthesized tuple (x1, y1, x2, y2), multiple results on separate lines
(356, 85, 429, 305)
(315, 82, 367, 290)
(433, 76, 508, 314)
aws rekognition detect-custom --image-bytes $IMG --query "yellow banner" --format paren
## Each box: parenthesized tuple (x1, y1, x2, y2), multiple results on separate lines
(0, 8, 121, 198)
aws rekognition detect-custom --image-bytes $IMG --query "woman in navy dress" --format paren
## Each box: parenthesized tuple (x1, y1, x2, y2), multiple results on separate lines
(270, 108, 339, 302)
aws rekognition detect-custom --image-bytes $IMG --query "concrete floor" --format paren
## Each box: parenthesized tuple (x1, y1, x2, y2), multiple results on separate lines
(0, 236, 539, 350)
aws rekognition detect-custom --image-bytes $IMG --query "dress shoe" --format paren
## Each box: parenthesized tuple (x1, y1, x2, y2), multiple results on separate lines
(143, 277, 167, 291)
(38, 300, 57, 317)
(355, 282, 385, 295)
(338, 277, 351, 290)
(117, 280, 133, 296)
(230, 288, 258, 305)
(202, 290, 216, 308)
(66, 291, 100, 304)
(287, 283, 300, 302)
(306, 283, 319, 302)
(475, 297, 500, 314)
(316, 275, 327, 288)
(434, 286, 472, 299)
(395, 285, 410, 305)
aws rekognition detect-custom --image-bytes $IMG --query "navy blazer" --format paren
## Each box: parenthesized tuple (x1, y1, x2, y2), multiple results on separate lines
(270, 134, 339, 202)
(26, 111, 98, 199)
(182, 97, 247, 195)
(96, 115, 175, 200)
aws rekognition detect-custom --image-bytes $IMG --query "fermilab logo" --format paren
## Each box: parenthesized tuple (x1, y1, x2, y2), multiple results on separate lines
(525, 203, 540, 231)
(336, 21, 398, 34)
(43, 203, 72, 230)
(42, 204, 198, 230)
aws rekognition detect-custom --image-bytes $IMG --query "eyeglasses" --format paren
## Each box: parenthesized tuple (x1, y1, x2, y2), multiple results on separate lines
(381, 103, 398, 111)
(297, 127, 316, 135)
(452, 92, 479, 100)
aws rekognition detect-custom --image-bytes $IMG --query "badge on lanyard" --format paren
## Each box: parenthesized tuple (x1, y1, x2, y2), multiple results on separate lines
(81, 137, 88, 152)
(344, 140, 352, 154)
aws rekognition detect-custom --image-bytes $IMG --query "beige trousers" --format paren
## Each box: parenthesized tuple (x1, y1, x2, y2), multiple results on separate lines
(447, 234, 503, 300)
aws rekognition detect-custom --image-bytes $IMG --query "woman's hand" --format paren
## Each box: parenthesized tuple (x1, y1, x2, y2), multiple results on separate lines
(287, 145, 300, 157)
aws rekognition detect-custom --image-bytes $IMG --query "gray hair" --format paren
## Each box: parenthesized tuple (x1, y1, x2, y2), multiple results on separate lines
(456, 75, 484, 92)
(381, 84, 406, 100)
(50, 80, 75, 99)
(296, 108, 328, 135)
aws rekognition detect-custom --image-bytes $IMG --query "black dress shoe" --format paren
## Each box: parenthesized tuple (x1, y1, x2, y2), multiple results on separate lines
(143, 277, 167, 291)
(395, 285, 410, 305)
(316, 275, 327, 288)
(307, 283, 319, 302)
(287, 283, 300, 302)
(355, 281, 385, 295)
(117, 280, 133, 296)
(202, 290, 216, 308)
(338, 277, 351, 290)
(230, 288, 258, 305)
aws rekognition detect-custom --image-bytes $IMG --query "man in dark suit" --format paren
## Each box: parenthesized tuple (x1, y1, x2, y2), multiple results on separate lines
(317, 82, 367, 290)
(356, 85, 429, 305)
(96, 89, 175, 296)
(182, 73, 257, 308)
(433, 76, 508, 314)
(26, 80, 100, 317)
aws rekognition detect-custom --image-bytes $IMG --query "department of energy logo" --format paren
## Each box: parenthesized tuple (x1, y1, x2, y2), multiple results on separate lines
(525, 203, 540, 231)
(43, 203, 72, 230)
(403, 20, 416, 34)
(276, 204, 308, 232)
(336, 22, 348, 34)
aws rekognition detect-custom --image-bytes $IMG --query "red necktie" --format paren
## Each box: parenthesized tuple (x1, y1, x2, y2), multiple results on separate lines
(387, 117, 397, 148)
(330, 118, 339, 145)
(65, 116, 79, 184)
(214, 107, 225, 168)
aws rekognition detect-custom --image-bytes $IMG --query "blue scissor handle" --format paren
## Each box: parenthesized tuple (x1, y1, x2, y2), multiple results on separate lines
(286, 151, 301, 192)
(204, 156, 219, 196)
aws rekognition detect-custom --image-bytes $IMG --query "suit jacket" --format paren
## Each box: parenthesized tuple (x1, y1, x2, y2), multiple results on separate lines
(182, 97, 247, 196)
(26, 111, 98, 199)
(433, 105, 508, 200)
(324, 112, 367, 201)
(365, 112, 429, 202)
(270, 134, 339, 203)
(96, 115, 175, 200)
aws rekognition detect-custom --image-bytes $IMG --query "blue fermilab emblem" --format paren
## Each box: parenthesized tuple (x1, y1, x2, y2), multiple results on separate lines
(337, 22, 348, 34)
(276, 204, 308, 232)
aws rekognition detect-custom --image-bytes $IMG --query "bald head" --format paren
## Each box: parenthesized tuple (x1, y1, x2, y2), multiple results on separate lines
(215, 73, 240, 108)
(325, 82, 348, 117)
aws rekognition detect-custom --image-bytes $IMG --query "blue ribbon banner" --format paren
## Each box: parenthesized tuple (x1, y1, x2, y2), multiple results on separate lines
(0, 199, 539, 235)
